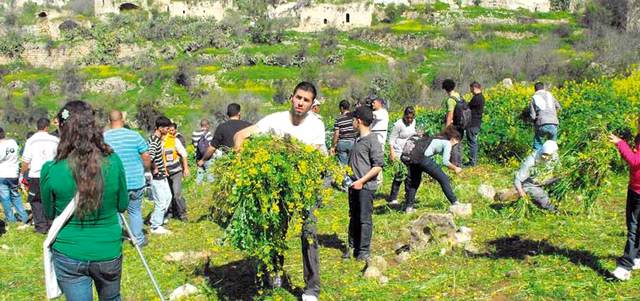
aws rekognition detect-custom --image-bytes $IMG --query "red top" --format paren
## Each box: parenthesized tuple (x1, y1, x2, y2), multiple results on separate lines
(617, 140, 640, 194)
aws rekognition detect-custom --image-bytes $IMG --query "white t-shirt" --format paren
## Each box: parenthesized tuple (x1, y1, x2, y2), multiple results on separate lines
(371, 108, 389, 146)
(255, 111, 326, 148)
(22, 131, 59, 178)
(389, 119, 416, 155)
(0, 139, 20, 178)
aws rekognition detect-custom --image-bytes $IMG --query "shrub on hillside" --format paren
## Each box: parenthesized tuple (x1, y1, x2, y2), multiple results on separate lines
(201, 91, 263, 129)
(175, 62, 195, 88)
(383, 3, 408, 23)
(66, 0, 95, 17)
(59, 64, 84, 101)
(135, 99, 163, 133)
(0, 30, 25, 58)
(582, 0, 628, 30)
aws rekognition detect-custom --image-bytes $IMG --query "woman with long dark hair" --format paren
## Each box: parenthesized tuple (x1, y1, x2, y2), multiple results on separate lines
(403, 125, 463, 213)
(41, 101, 128, 300)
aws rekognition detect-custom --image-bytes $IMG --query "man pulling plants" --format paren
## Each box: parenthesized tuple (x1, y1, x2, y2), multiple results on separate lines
(514, 140, 560, 212)
(234, 81, 326, 301)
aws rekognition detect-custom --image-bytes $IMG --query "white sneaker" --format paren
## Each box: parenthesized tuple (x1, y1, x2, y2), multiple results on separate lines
(16, 224, 31, 230)
(301, 294, 318, 301)
(633, 259, 640, 270)
(389, 199, 399, 205)
(150, 226, 172, 235)
(611, 266, 631, 281)
(405, 207, 416, 214)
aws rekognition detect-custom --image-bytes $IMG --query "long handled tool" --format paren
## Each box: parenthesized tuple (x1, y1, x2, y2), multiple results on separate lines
(119, 213, 166, 301)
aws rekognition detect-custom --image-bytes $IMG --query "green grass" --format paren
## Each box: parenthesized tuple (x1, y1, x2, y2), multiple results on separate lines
(391, 20, 441, 35)
(219, 65, 298, 84)
(2, 164, 638, 300)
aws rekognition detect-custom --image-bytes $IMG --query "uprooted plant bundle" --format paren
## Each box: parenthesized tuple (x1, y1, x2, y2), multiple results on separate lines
(208, 135, 344, 277)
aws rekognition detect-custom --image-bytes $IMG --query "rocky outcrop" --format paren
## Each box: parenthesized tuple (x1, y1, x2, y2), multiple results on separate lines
(85, 77, 134, 95)
(20, 40, 96, 68)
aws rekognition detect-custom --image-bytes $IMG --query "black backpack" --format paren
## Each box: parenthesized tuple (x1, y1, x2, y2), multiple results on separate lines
(195, 134, 210, 161)
(400, 134, 433, 165)
(452, 96, 472, 129)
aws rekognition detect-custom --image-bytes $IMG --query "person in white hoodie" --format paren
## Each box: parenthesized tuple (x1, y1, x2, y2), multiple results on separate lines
(529, 82, 561, 152)
(0, 127, 28, 225)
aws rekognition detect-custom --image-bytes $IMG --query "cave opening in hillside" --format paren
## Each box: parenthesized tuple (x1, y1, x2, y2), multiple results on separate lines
(119, 3, 140, 11)
(346, 13, 350, 23)
(38, 11, 48, 18)
(324, 18, 328, 24)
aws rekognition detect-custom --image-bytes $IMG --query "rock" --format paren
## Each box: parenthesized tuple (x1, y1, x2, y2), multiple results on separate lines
(85, 77, 134, 95)
(1, 244, 9, 250)
(402, 11, 420, 20)
(193, 74, 218, 88)
(407, 213, 457, 250)
(379, 275, 389, 285)
(505, 270, 521, 278)
(477, 184, 496, 200)
(449, 203, 472, 218)
(395, 251, 410, 263)
(49, 81, 60, 94)
(164, 251, 211, 263)
(439, 248, 447, 256)
(453, 231, 471, 245)
(495, 189, 519, 202)
(459, 226, 473, 235)
(463, 243, 480, 255)
(7, 80, 23, 89)
(502, 78, 513, 88)
(169, 283, 199, 301)
(363, 266, 382, 279)
(367, 256, 388, 273)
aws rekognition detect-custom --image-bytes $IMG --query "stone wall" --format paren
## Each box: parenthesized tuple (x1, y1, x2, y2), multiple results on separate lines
(20, 40, 96, 68)
(168, 0, 230, 20)
(297, 2, 374, 32)
(386, 0, 552, 12)
(94, 0, 148, 16)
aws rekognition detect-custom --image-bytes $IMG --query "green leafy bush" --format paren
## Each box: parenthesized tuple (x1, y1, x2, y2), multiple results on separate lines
(209, 135, 344, 274)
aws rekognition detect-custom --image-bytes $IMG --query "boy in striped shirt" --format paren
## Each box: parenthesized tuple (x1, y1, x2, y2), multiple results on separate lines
(147, 116, 173, 234)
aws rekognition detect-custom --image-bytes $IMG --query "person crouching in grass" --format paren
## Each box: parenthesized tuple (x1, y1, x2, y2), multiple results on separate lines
(344, 106, 384, 261)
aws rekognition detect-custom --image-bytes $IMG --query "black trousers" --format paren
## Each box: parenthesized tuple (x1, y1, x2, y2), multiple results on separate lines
(618, 189, 640, 270)
(166, 172, 187, 219)
(269, 206, 320, 297)
(405, 157, 458, 209)
(348, 188, 375, 257)
(28, 178, 51, 233)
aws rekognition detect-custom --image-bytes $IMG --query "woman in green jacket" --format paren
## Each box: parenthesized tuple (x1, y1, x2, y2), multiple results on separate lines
(41, 100, 128, 301)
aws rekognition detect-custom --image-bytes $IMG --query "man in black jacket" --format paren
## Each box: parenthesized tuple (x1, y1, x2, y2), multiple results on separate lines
(466, 81, 485, 167)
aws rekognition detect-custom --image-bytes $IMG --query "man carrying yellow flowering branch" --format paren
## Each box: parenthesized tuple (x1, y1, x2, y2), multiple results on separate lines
(234, 81, 326, 301)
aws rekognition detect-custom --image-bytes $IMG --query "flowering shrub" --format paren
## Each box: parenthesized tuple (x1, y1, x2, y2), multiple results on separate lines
(389, 71, 640, 211)
(209, 135, 344, 274)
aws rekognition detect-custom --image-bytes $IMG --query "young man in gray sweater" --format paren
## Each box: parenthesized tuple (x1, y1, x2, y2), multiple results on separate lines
(529, 82, 561, 151)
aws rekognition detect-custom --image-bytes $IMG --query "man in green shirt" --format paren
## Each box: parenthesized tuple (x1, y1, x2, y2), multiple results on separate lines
(442, 79, 464, 167)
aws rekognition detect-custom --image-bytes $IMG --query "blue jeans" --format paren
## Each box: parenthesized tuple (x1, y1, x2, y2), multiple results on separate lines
(336, 139, 354, 165)
(466, 126, 480, 166)
(126, 188, 145, 245)
(533, 124, 558, 152)
(149, 178, 172, 228)
(0, 178, 28, 223)
(53, 250, 122, 301)
(196, 159, 214, 184)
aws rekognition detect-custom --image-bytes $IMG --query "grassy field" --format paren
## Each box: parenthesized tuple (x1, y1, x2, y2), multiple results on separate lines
(1, 163, 638, 300)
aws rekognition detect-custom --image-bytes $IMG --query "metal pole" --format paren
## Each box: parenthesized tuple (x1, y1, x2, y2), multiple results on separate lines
(119, 213, 166, 301)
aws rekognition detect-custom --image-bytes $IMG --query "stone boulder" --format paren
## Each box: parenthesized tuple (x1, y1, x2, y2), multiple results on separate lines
(502, 78, 513, 88)
(478, 184, 496, 200)
(449, 203, 472, 218)
(367, 255, 388, 273)
(164, 251, 212, 263)
(407, 213, 457, 250)
(495, 188, 519, 202)
(169, 283, 198, 301)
